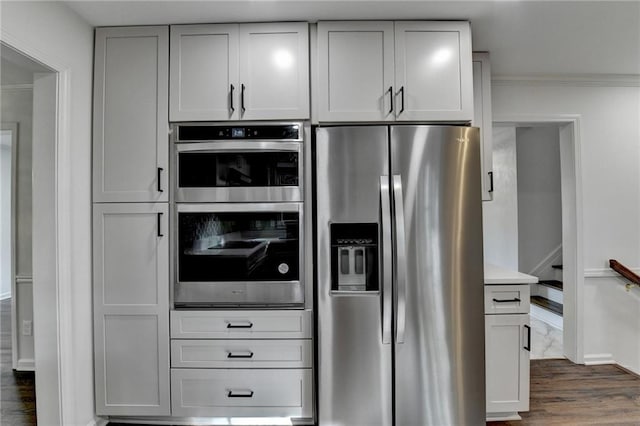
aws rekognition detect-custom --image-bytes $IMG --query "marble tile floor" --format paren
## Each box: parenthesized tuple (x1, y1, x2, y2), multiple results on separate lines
(530, 315, 563, 359)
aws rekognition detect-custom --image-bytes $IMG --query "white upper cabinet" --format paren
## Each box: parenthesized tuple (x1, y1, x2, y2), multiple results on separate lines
(170, 25, 239, 121)
(317, 21, 395, 122)
(239, 23, 309, 120)
(473, 52, 494, 201)
(93, 26, 169, 202)
(394, 22, 473, 121)
(317, 21, 473, 123)
(170, 22, 309, 121)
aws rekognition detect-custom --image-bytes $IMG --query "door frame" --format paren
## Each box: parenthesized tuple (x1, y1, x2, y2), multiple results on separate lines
(493, 114, 584, 364)
(0, 32, 74, 424)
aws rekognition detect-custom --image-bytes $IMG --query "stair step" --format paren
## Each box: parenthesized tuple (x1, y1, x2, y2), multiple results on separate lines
(539, 280, 563, 291)
(552, 264, 563, 270)
(531, 295, 563, 315)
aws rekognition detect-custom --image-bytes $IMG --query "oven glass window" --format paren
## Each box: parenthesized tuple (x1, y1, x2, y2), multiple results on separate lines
(179, 152, 299, 188)
(178, 212, 299, 282)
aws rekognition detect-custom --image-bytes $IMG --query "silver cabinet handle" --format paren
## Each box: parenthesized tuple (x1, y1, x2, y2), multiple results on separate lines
(380, 176, 392, 345)
(393, 175, 408, 344)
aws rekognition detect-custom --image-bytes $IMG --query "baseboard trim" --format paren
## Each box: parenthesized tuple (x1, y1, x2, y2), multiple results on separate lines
(486, 412, 522, 421)
(15, 359, 35, 371)
(0, 291, 11, 300)
(584, 353, 615, 365)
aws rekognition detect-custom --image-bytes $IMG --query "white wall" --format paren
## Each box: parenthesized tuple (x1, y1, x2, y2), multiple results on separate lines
(493, 82, 640, 373)
(516, 126, 562, 274)
(1, 2, 95, 425)
(482, 126, 519, 269)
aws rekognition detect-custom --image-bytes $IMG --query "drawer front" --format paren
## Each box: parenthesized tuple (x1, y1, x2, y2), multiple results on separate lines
(171, 310, 312, 339)
(484, 285, 530, 314)
(171, 339, 312, 368)
(171, 368, 312, 417)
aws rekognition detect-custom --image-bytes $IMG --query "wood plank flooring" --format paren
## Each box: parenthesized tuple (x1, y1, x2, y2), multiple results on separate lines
(488, 358, 640, 425)
(0, 298, 37, 426)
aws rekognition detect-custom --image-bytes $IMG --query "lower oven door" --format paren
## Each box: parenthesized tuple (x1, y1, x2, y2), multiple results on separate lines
(175, 203, 304, 308)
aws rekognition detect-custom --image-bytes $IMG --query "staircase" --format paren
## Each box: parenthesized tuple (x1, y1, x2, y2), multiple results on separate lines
(531, 264, 563, 329)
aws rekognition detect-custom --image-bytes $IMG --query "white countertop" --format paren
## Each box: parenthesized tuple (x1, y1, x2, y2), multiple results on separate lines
(484, 263, 538, 285)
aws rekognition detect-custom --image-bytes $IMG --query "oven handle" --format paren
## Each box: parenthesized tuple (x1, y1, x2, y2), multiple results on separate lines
(177, 202, 302, 213)
(176, 141, 301, 153)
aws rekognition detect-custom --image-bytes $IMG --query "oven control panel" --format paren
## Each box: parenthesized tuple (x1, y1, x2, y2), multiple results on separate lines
(176, 124, 301, 141)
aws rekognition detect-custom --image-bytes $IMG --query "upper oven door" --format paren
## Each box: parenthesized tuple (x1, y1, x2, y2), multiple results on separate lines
(172, 123, 304, 203)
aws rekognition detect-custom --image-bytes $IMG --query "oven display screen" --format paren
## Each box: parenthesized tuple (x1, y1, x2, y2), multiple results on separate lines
(231, 128, 245, 138)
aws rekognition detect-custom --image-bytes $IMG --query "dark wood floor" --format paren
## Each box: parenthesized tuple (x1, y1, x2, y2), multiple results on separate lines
(0, 298, 37, 426)
(488, 358, 640, 425)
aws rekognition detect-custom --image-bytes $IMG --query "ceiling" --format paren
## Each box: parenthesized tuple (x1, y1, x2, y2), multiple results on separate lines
(64, 0, 640, 76)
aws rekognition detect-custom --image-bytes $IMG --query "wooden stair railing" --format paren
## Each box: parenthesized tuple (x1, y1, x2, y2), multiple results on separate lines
(609, 259, 640, 290)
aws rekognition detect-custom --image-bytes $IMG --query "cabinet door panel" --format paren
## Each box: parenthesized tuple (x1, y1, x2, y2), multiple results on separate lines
(170, 24, 239, 121)
(93, 26, 168, 202)
(93, 203, 170, 415)
(318, 21, 395, 122)
(394, 22, 473, 121)
(239, 23, 309, 120)
(473, 52, 494, 201)
(485, 314, 530, 413)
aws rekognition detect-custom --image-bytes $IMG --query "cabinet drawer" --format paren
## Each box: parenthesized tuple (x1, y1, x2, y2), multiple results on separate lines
(171, 310, 312, 339)
(484, 285, 530, 314)
(171, 368, 312, 417)
(171, 339, 312, 368)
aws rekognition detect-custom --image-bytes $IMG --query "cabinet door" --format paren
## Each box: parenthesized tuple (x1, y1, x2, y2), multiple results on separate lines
(394, 21, 473, 122)
(317, 21, 395, 122)
(473, 52, 494, 201)
(170, 24, 239, 121)
(93, 203, 170, 415)
(93, 27, 168, 202)
(239, 23, 309, 120)
(485, 314, 530, 414)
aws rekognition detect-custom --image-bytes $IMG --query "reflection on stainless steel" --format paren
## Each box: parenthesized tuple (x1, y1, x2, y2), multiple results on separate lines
(316, 126, 484, 426)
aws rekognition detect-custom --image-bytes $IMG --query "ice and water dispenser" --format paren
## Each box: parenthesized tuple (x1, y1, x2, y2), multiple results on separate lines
(330, 223, 379, 292)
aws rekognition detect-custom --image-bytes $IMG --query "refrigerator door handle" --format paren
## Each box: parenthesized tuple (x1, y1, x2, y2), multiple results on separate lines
(380, 176, 393, 345)
(393, 175, 408, 344)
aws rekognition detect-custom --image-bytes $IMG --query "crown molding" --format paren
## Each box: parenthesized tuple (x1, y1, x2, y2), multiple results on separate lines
(493, 73, 640, 87)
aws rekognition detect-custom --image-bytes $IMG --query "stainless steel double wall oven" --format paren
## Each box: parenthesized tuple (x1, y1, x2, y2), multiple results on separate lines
(172, 123, 306, 308)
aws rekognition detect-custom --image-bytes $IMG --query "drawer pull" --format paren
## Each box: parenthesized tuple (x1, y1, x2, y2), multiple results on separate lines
(227, 351, 254, 359)
(492, 297, 521, 303)
(227, 389, 254, 398)
(226, 322, 253, 329)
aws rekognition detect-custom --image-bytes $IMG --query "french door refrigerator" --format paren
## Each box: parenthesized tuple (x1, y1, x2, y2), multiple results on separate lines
(316, 126, 485, 426)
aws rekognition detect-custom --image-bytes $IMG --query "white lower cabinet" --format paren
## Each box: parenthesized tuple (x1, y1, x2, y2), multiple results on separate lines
(170, 310, 314, 420)
(485, 284, 531, 419)
(171, 368, 313, 417)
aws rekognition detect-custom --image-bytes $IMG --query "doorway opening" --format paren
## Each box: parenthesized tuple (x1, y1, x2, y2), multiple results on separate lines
(486, 116, 583, 364)
(1, 41, 57, 426)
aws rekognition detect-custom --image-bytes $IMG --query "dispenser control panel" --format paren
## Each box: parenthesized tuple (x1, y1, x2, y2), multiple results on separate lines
(330, 223, 379, 292)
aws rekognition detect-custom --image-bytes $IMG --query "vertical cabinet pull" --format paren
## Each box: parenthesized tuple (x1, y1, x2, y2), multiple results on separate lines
(388, 86, 394, 114)
(157, 212, 164, 237)
(398, 86, 405, 114)
(524, 324, 531, 351)
(488, 171, 494, 193)
(230, 84, 235, 113)
(157, 167, 164, 193)
(241, 84, 246, 113)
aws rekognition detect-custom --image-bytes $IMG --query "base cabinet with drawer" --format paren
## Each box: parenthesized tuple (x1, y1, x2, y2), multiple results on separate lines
(170, 310, 314, 421)
(485, 284, 531, 420)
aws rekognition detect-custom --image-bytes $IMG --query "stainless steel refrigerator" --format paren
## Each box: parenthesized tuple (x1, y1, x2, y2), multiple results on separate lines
(316, 126, 485, 426)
